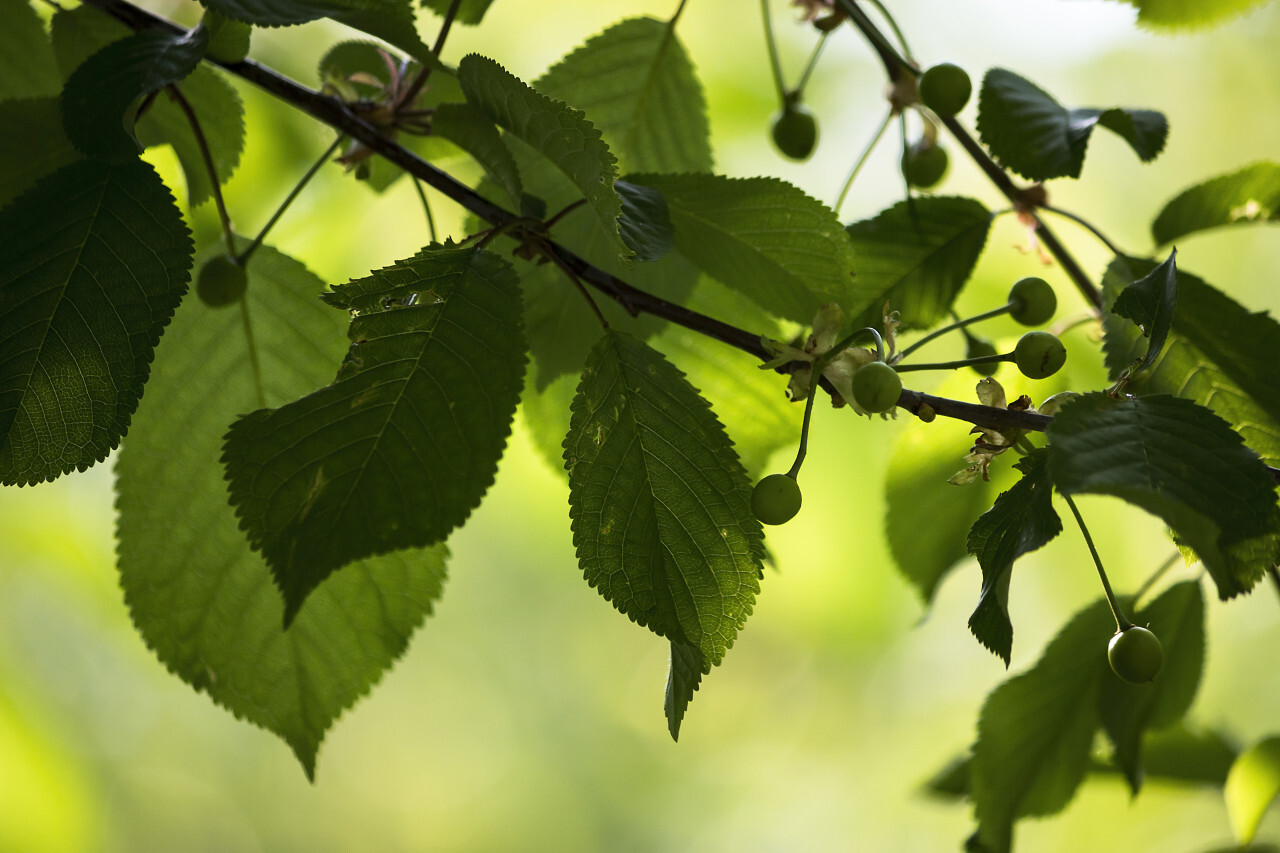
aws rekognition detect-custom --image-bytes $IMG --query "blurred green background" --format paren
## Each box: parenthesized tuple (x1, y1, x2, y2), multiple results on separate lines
(4, 1, 1280, 850)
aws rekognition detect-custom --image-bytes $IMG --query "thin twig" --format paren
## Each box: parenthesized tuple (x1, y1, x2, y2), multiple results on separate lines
(413, 179, 438, 243)
(395, 0, 462, 110)
(166, 83, 235, 255)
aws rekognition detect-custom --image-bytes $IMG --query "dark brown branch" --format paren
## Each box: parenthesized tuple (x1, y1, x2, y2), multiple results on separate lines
(82, 0, 1064, 435)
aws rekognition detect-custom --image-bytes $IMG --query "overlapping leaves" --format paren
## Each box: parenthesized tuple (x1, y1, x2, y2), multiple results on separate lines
(202, 0, 429, 59)
(564, 331, 764, 683)
(117, 242, 448, 779)
(1047, 393, 1280, 599)
(0, 159, 192, 485)
(977, 67, 1167, 181)
(1110, 249, 1178, 377)
(222, 244, 525, 623)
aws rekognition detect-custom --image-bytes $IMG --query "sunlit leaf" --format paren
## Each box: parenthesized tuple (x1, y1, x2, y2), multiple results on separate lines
(116, 241, 448, 779)
(0, 159, 191, 485)
(970, 599, 1114, 853)
(1047, 393, 1280, 599)
(1110, 249, 1178, 376)
(966, 450, 1061, 664)
(627, 173, 857, 323)
(1101, 256, 1280, 466)
(665, 641, 703, 741)
(564, 331, 764, 669)
(1099, 581, 1206, 793)
(844, 195, 991, 333)
(201, 7, 252, 63)
(0, 0, 61, 100)
(1226, 736, 1280, 843)
(1105, 0, 1273, 30)
(1153, 161, 1280, 245)
(60, 25, 208, 162)
(223, 244, 525, 623)
(977, 68, 1167, 181)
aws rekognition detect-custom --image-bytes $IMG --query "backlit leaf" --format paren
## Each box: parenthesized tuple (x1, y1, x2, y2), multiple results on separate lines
(1152, 161, 1280, 245)
(0, 0, 61, 100)
(1047, 393, 1280, 599)
(116, 241, 447, 779)
(665, 641, 703, 741)
(0, 159, 191, 485)
(977, 67, 1167, 182)
(1106, 0, 1273, 30)
(421, 0, 493, 25)
(223, 244, 525, 623)
(1226, 736, 1280, 843)
(202, 0, 429, 59)
(564, 331, 764, 670)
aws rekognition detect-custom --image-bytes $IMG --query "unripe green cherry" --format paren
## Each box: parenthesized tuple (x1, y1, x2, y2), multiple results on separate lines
(196, 254, 248, 307)
(853, 361, 902, 413)
(1108, 625, 1164, 684)
(965, 336, 1000, 376)
(752, 473, 802, 526)
(771, 102, 818, 161)
(1014, 331, 1066, 379)
(1008, 276, 1057, 326)
(901, 141, 948, 189)
(918, 62, 972, 117)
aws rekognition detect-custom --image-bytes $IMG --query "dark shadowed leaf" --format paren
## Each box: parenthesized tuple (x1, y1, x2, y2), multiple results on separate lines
(421, 0, 493, 25)
(844, 196, 990, 333)
(1110, 249, 1178, 376)
(665, 641, 704, 741)
(0, 99, 79, 210)
(432, 102, 523, 209)
(116, 241, 447, 779)
(616, 179, 674, 262)
(203, 0, 429, 59)
(0, 159, 191, 485)
(966, 450, 1061, 664)
(970, 599, 1114, 853)
(223, 244, 525, 624)
(0, 0, 61, 100)
(977, 68, 1166, 181)
(1153, 161, 1280, 245)
(1048, 393, 1280, 599)
(564, 331, 764, 670)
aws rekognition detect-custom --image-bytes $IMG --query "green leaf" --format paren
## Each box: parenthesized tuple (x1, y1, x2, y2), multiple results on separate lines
(0, 0, 61, 100)
(615, 179, 674, 263)
(535, 17, 713, 176)
(886, 422, 1004, 605)
(977, 67, 1167, 182)
(844, 196, 991, 333)
(1047, 393, 1280, 599)
(0, 99, 79, 210)
(0, 159, 192, 486)
(627, 173, 857, 323)
(202, 0, 429, 60)
(564, 331, 764, 669)
(137, 69, 246, 207)
(1110, 248, 1179, 376)
(223, 244, 525, 624)
(431, 102, 523, 209)
(665, 641, 703, 741)
(966, 450, 1061, 664)
(970, 599, 1114, 853)
(116, 241, 447, 779)
(1226, 736, 1280, 843)
(1106, 0, 1273, 30)
(1153, 161, 1280, 245)
(201, 7, 252, 64)
(1099, 581, 1206, 794)
(457, 54, 627, 259)
(421, 0, 493, 25)
(485, 16, 711, 387)
(1101, 256, 1280, 466)
(60, 25, 209, 163)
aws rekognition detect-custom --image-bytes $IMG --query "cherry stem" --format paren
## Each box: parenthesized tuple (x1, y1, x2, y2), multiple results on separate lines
(834, 108, 892, 215)
(785, 379, 819, 480)
(396, 0, 461, 111)
(895, 352, 1012, 373)
(785, 326, 882, 479)
(898, 302, 1014, 360)
(413, 178, 438, 243)
(166, 84, 235, 256)
(1133, 552, 1180, 607)
(1038, 205, 1125, 258)
(238, 135, 342, 265)
(1062, 492, 1133, 631)
(795, 30, 830, 93)
(864, 0, 914, 63)
(759, 0, 788, 104)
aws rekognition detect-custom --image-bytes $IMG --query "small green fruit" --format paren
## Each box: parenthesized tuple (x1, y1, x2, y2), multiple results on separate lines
(771, 103, 818, 161)
(752, 473, 802, 526)
(901, 141, 948, 189)
(1008, 276, 1057, 326)
(1014, 331, 1066, 379)
(965, 336, 1000, 376)
(918, 63, 972, 117)
(1108, 625, 1163, 684)
(196, 254, 248, 307)
(852, 361, 902, 413)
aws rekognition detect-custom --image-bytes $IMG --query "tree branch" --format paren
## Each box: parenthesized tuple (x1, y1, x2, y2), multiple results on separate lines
(81, 0, 1060, 436)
